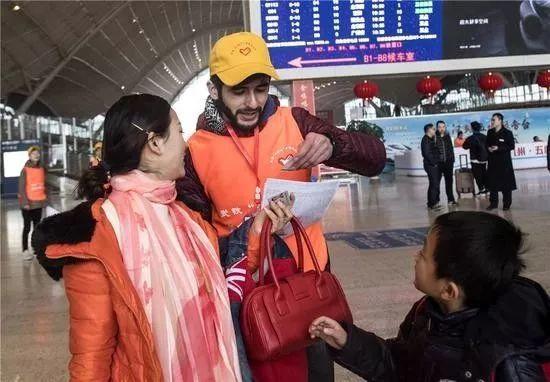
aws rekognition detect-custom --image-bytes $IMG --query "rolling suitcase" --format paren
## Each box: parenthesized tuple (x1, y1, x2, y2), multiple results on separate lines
(455, 154, 475, 198)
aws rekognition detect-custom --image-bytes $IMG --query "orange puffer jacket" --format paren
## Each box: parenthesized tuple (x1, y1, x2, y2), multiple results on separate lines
(32, 199, 225, 381)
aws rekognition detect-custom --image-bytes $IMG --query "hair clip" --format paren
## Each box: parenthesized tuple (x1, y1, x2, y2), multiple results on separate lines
(131, 122, 147, 133)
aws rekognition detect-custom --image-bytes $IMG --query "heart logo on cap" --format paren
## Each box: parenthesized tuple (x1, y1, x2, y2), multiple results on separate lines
(239, 47, 251, 56)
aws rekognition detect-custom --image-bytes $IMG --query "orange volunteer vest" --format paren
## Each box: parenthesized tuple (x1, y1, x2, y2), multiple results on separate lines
(188, 107, 328, 271)
(25, 167, 47, 202)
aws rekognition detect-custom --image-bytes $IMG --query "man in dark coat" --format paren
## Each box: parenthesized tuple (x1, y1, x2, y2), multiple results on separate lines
(486, 113, 517, 211)
(435, 120, 457, 205)
(421, 123, 441, 210)
(463, 121, 488, 194)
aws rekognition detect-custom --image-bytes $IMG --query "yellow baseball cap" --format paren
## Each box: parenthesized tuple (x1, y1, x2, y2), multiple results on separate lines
(209, 32, 279, 86)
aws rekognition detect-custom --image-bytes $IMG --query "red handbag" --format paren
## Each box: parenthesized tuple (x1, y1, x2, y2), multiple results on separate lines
(240, 217, 353, 362)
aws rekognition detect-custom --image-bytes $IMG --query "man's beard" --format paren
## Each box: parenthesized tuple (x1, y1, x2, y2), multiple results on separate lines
(214, 98, 263, 131)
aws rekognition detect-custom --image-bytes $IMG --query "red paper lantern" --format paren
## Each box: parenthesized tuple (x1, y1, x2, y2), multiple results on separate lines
(353, 81, 379, 101)
(416, 76, 442, 97)
(478, 72, 503, 94)
(536, 69, 550, 89)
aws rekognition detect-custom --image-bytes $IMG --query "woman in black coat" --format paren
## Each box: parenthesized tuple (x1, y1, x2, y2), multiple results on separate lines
(486, 113, 516, 210)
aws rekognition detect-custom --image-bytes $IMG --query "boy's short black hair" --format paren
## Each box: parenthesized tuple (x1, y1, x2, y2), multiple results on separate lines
(471, 121, 482, 131)
(436, 120, 445, 127)
(432, 211, 525, 307)
(492, 112, 504, 122)
(424, 123, 434, 133)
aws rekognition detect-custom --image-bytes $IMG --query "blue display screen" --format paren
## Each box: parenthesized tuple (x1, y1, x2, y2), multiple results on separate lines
(256, 0, 550, 74)
(261, 0, 443, 69)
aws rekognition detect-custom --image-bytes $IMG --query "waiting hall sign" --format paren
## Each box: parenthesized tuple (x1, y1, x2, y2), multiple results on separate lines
(250, 0, 550, 79)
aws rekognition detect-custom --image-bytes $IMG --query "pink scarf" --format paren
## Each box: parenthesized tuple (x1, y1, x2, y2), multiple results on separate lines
(108, 170, 241, 381)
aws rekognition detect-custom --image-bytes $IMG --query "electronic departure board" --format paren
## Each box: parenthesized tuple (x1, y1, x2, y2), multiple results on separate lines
(250, 0, 550, 80)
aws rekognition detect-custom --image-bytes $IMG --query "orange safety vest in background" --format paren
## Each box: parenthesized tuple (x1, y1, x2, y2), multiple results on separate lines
(188, 107, 329, 272)
(24, 167, 47, 202)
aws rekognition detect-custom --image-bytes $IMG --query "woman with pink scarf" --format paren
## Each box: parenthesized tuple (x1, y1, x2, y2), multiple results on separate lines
(33, 94, 292, 381)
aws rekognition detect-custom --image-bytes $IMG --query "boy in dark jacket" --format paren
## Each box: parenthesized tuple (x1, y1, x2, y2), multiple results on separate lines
(463, 121, 488, 194)
(310, 212, 550, 382)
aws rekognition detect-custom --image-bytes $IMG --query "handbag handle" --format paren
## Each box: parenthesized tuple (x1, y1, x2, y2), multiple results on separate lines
(258, 217, 323, 289)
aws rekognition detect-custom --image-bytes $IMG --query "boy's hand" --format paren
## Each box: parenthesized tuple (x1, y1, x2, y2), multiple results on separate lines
(309, 316, 348, 350)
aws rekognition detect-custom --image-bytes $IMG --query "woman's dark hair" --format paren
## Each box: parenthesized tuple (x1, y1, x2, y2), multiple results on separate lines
(432, 211, 525, 307)
(424, 123, 434, 133)
(492, 112, 504, 122)
(76, 94, 172, 201)
(471, 121, 482, 132)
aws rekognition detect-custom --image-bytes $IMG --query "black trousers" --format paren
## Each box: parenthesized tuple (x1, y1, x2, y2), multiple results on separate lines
(22, 208, 42, 251)
(490, 191, 512, 208)
(424, 164, 441, 208)
(471, 162, 487, 192)
(307, 341, 334, 382)
(438, 162, 455, 202)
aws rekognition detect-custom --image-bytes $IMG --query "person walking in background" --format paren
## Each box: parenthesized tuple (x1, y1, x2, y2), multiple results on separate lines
(454, 131, 465, 147)
(463, 121, 488, 195)
(435, 120, 457, 206)
(18, 146, 47, 261)
(421, 124, 441, 210)
(486, 113, 517, 211)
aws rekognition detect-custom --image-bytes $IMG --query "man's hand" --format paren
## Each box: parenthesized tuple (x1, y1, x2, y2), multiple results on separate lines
(284, 133, 333, 170)
(488, 145, 498, 153)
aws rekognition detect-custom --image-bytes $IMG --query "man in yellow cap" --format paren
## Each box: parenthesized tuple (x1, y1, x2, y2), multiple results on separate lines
(177, 31, 386, 381)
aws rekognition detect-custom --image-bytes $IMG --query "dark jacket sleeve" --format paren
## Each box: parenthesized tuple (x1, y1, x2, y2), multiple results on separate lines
(291, 107, 386, 177)
(329, 323, 398, 382)
(494, 355, 546, 382)
(18, 167, 29, 207)
(329, 299, 426, 381)
(176, 150, 212, 221)
(462, 136, 472, 150)
(421, 136, 437, 166)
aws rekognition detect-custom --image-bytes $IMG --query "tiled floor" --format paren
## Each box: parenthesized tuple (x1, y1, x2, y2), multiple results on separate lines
(2, 169, 549, 381)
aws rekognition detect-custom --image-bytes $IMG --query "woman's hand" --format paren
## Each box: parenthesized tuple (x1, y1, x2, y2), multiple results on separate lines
(252, 194, 295, 235)
(309, 316, 348, 350)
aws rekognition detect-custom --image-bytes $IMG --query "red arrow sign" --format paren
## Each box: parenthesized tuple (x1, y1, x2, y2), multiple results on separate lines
(288, 57, 357, 68)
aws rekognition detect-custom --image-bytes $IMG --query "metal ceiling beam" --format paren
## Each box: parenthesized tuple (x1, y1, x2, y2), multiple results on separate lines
(17, 2, 129, 115)
(19, 6, 66, 58)
(130, 22, 242, 94)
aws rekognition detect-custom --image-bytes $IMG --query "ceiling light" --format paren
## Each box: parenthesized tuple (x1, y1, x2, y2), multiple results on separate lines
(121, 85, 125, 90)
(132, 18, 137, 23)
(13, 4, 20, 11)
(192, 28, 196, 32)
(139, 29, 144, 34)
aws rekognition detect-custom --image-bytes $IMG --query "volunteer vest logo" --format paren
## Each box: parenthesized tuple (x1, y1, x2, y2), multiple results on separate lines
(278, 154, 294, 167)
(270, 145, 298, 165)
